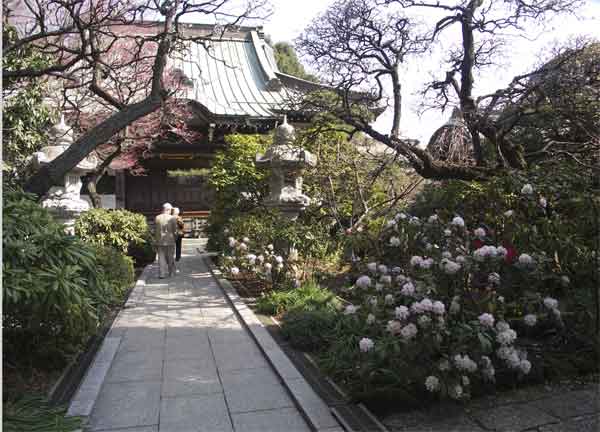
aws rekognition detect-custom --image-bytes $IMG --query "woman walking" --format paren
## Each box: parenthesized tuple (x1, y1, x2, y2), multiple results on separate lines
(172, 207, 185, 261)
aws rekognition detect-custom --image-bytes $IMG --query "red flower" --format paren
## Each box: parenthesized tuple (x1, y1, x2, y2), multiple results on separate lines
(502, 242, 518, 263)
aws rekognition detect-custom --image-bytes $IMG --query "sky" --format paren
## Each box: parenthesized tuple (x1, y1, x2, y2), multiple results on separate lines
(261, 0, 600, 146)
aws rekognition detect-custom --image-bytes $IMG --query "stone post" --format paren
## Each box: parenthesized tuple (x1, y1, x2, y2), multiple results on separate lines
(256, 117, 316, 278)
(256, 116, 317, 220)
(30, 115, 98, 234)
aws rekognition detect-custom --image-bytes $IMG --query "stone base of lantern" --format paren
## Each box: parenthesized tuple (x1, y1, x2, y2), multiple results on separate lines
(42, 200, 90, 235)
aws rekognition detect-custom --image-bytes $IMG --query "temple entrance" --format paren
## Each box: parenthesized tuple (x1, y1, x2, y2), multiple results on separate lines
(124, 169, 215, 237)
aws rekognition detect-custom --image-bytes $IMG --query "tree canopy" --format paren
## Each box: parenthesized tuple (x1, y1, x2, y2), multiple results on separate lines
(273, 42, 318, 82)
(296, 0, 597, 181)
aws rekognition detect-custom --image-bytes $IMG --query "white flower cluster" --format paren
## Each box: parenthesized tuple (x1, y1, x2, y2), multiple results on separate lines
(440, 258, 461, 275)
(478, 313, 495, 327)
(344, 304, 358, 315)
(473, 245, 503, 261)
(389, 236, 401, 247)
(521, 183, 534, 195)
(395, 305, 410, 320)
(497, 345, 531, 374)
(523, 314, 537, 326)
(359, 337, 375, 352)
(488, 272, 501, 286)
(410, 256, 434, 269)
(425, 375, 440, 392)
(400, 323, 418, 340)
(451, 216, 465, 227)
(355, 275, 372, 289)
(454, 354, 478, 372)
(543, 296, 561, 319)
(518, 253, 534, 266)
(401, 281, 415, 296)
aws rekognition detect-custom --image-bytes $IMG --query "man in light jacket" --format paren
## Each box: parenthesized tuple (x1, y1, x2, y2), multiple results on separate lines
(155, 202, 177, 278)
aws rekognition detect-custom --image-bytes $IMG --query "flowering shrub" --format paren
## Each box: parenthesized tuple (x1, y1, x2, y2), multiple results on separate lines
(315, 178, 597, 402)
(220, 236, 290, 291)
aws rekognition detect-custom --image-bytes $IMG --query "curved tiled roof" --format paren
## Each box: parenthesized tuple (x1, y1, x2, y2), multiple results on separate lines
(172, 31, 295, 119)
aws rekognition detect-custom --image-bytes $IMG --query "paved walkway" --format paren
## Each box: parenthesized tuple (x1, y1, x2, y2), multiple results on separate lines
(86, 239, 311, 432)
(383, 378, 599, 432)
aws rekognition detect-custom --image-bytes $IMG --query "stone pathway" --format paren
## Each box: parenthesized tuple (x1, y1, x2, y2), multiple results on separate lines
(383, 378, 599, 432)
(85, 239, 311, 432)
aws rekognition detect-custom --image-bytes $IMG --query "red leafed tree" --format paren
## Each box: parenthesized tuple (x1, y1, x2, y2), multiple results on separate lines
(3, 0, 269, 197)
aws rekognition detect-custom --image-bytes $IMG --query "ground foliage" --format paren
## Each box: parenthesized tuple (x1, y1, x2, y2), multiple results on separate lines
(2, 190, 132, 370)
(2, 394, 81, 432)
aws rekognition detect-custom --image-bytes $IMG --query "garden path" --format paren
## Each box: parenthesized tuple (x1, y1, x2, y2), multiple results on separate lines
(85, 239, 311, 432)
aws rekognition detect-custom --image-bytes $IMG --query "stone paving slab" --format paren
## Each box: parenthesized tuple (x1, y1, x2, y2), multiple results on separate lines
(159, 393, 233, 432)
(531, 389, 598, 419)
(231, 407, 311, 432)
(539, 414, 599, 432)
(87, 381, 161, 431)
(162, 358, 221, 397)
(222, 367, 295, 413)
(77, 239, 314, 432)
(472, 404, 559, 432)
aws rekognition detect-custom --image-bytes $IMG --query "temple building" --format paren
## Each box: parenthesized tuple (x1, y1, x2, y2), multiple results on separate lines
(93, 24, 321, 232)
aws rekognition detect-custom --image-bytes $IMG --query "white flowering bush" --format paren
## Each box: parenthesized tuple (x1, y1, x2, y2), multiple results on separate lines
(318, 201, 583, 402)
(220, 236, 290, 291)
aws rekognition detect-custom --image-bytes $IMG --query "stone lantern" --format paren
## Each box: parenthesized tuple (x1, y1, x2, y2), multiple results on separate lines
(31, 115, 98, 234)
(256, 116, 317, 220)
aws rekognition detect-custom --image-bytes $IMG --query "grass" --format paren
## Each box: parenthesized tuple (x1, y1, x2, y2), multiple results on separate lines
(3, 394, 82, 432)
(256, 280, 340, 316)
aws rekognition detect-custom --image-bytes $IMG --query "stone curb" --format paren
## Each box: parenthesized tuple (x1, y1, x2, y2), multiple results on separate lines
(65, 263, 153, 422)
(203, 254, 345, 432)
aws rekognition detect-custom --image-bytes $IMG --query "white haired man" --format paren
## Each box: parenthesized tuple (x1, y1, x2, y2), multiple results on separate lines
(155, 202, 177, 278)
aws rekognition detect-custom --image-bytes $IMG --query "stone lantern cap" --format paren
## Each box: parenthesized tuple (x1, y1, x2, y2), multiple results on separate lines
(31, 115, 97, 173)
(256, 117, 317, 168)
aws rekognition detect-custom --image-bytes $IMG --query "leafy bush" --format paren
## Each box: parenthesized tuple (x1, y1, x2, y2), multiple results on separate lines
(314, 169, 599, 403)
(127, 230, 157, 267)
(75, 208, 155, 266)
(206, 134, 270, 251)
(281, 309, 339, 352)
(93, 244, 135, 298)
(2, 190, 114, 368)
(257, 280, 339, 315)
(225, 210, 333, 262)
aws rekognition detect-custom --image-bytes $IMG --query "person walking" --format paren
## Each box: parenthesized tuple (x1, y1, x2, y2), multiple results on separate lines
(172, 207, 185, 261)
(155, 202, 177, 278)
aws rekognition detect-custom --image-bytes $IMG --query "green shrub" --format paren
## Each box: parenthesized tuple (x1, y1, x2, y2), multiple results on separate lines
(257, 281, 339, 315)
(281, 309, 339, 352)
(2, 189, 113, 369)
(75, 208, 155, 266)
(93, 245, 135, 298)
(206, 134, 270, 251)
(127, 230, 157, 267)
